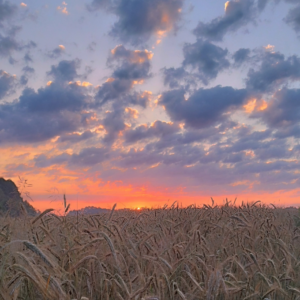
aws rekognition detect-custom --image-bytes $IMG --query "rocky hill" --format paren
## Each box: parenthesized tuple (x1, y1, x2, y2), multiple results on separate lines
(0, 177, 37, 217)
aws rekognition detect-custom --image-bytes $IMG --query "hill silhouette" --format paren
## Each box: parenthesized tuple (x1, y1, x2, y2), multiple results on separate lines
(68, 206, 110, 216)
(0, 177, 37, 217)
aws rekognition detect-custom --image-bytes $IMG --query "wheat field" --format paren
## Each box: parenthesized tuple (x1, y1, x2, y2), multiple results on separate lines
(0, 201, 300, 300)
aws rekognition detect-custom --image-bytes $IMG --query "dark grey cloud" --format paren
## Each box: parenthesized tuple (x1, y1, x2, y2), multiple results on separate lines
(285, 4, 300, 33)
(193, 0, 256, 41)
(159, 86, 248, 128)
(47, 45, 66, 59)
(246, 52, 300, 92)
(254, 88, 300, 130)
(57, 130, 96, 143)
(95, 78, 132, 105)
(108, 45, 152, 80)
(182, 40, 230, 85)
(24, 53, 33, 63)
(88, 0, 184, 45)
(18, 83, 89, 113)
(162, 67, 196, 89)
(47, 59, 80, 82)
(0, 70, 15, 100)
(232, 48, 251, 66)
(0, 34, 20, 57)
(69, 147, 110, 167)
(124, 120, 180, 144)
(0, 81, 92, 143)
(0, 0, 17, 23)
(102, 107, 127, 143)
(34, 153, 71, 168)
(34, 147, 110, 168)
(205, 129, 292, 163)
(20, 66, 35, 86)
(22, 66, 34, 74)
(95, 45, 152, 106)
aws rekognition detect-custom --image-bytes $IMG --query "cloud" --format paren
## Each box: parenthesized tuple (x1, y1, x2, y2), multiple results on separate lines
(69, 147, 110, 166)
(0, 34, 20, 57)
(95, 45, 153, 106)
(124, 120, 180, 143)
(34, 147, 110, 168)
(182, 40, 230, 85)
(0, 81, 92, 143)
(253, 88, 300, 131)
(232, 48, 251, 66)
(57, 2, 69, 15)
(102, 107, 127, 143)
(101, 102, 143, 144)
(88, 0, 184, 45)
(159, 86, 248, 129)
(47, 59, 80, 82)
(87, 0, 110, 10)
(24, 53, 33, 63)
(57, 130, 96, 143)
(162, 67, 196, 89)
(193, 0, 256, 41)
(108, 45, 153, 80)
(20, 66, 35, 85)
(0, 0, 17, 23)
(285, 4, 300, 33)
(0, 70, 15, 100)
(47, 45, 66, 59)
(246, 51, 300, 92)
(95, 79, 133, 105)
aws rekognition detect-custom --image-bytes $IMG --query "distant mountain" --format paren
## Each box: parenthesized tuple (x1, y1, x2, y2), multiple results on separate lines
(0, 178, 37, 217)
(68, 206, 110, 216)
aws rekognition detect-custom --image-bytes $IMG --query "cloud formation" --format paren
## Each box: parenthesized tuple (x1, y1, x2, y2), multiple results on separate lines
(182, 40, 230, 84)
(47, 45, 66, 59)
(246, 51, 300, 92)
(95, 45, 153, 106)
(0, 0, 17, 24)
(0, 70, 15, 100)
(193, 0, 256, 41)
(159, 86, 248, 128)
(0, 79, 92, 143)
(47, 59, 80, 82)
(88, 0, 184, 45)
(285, 4, 300, 33)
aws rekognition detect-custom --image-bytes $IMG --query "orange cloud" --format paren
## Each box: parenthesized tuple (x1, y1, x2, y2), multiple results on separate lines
(82, 81, 93, 87)
(258, 100, 268, 111)
(243, 98, 256, 113)
(264, 44, 275, 53)
(20, 2, 27, 7)
(224, 1, 230, 11)
(125, 107, 139, 119)
(57, 2, 69, 15)
(244, 99, 268, 113)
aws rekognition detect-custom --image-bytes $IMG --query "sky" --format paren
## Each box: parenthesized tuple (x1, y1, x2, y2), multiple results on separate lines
(1, 0, 300, 211)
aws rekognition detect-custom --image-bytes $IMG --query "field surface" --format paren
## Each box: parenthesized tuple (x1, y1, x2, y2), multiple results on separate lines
(0, 203, 300, 300)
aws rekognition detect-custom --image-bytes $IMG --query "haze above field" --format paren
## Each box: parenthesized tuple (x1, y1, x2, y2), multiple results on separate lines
(1, 0, 300, 210)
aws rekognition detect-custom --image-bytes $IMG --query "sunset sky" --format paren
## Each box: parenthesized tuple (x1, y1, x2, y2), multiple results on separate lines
(1, 0, 300, 211)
